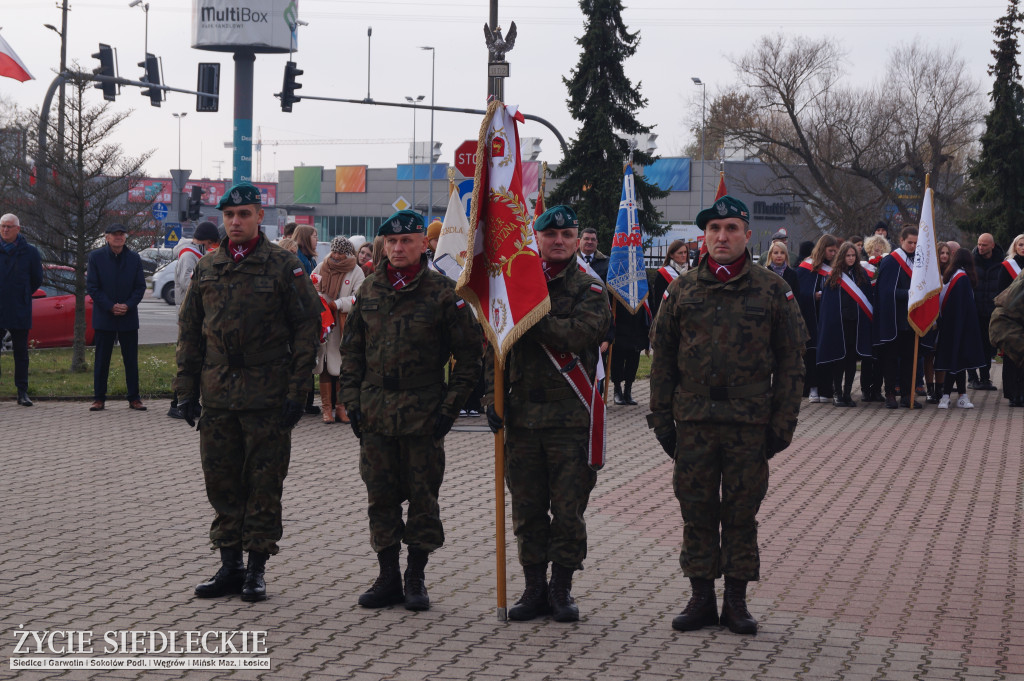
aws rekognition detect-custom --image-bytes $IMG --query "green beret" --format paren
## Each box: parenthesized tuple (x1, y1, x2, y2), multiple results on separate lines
(534, 205, 579, 232)
(216, 182, 263, 210)
(378, 209, 425, 236)
(695, 195, 750, 230)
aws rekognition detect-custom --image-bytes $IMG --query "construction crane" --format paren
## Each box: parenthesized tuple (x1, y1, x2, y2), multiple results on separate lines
(254, 126, 410, 179)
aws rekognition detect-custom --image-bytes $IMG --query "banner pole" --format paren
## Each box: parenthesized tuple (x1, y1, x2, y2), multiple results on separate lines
(604, 305, 617, 404)
(494, 363, 507, 621)
(910, 335, 920, 409)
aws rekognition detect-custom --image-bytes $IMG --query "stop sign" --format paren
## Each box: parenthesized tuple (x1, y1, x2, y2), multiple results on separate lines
(454, 140, 478, 177)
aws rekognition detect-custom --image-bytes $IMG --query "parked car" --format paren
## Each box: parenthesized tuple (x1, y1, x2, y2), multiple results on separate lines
(151, 260, 176, 305)
(2, 265, 95, 350)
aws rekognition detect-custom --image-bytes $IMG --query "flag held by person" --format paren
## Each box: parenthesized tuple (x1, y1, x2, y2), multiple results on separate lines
(433, 185, 471, 282)
(606, 164, 649, 313)
(908, 187, 942, 336)
(456, 99, 550, 365)
(0, 33, 34, 83)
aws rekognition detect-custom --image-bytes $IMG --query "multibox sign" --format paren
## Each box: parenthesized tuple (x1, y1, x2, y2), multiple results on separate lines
(192, 0, 298, 54)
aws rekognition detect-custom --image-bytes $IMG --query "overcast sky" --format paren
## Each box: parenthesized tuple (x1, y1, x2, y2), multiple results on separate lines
(2, 0, 1008, 184)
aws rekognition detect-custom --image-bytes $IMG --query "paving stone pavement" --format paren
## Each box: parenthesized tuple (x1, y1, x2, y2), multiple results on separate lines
(1, 367, 1021, 680)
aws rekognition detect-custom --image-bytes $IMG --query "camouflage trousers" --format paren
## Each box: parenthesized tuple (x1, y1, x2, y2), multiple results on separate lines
(359, 432, 445, 554)
(505, 426, 597, 570)
(673, 422, 769, 581)
(199, 408, 292, 555)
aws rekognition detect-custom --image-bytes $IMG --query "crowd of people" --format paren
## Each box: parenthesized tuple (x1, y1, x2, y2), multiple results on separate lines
(780, 224, 1024, 410)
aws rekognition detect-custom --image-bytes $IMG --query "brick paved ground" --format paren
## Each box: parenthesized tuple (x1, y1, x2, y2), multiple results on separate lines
(2, 367, 1021, 680)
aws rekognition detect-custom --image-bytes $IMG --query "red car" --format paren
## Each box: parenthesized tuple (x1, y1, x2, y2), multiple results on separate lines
(28, 265, 95, 348)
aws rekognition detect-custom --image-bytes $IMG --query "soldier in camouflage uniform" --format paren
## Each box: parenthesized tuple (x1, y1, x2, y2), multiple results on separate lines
(174, 182, 322, 603)
(648, 195, 807, 634)
(484, 205, 612, 623)
(990, 271, 1024, 392)
(339, 209, 482, 612)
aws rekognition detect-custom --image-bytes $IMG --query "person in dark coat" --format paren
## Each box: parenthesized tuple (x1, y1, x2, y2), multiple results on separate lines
(873, 226, 919, 409)
(764, 240, 800, 298)
(577, 227, 609, 280)
(968, 233, 1006, 390)
(0, 213, 43, 406)
(935, 248, 986, 409)
(795, 234, 838, 402)
(816, 243, 874, 407)
(997, 234, 1024, 405)
(650, 239, 689, 319)
(610, 298, 651, 405)
(86, 224, 148, 411)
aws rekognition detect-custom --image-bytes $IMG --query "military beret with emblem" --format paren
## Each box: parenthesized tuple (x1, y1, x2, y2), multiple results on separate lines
(695, 195, 750, 230)
(534, 205, 579, 232)
(377, 209, 425, 236)
(216, 182, 263, 210)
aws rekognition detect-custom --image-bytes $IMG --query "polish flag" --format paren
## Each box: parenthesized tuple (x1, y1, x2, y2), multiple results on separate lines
(0, 34, 34, 82)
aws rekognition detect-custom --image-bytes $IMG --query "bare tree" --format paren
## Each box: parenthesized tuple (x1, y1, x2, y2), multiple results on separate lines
(25, 75, 152, 372)
(723, 34, 982, 239)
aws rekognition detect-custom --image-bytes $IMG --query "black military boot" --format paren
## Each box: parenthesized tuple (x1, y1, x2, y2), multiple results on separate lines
(194, 547, 245, 598)
(17, 390, 33, 406)
(623, 381, 638, 405)
(671, 577, 718, 631)
(404, 547, 430, 611)
(720, 576, 757, 634)
(240, 552, 269, 602)
(548, 563, 579, 622)
(613, 382, 626, 405)
(508, 563, 550, 621)
(358, 544, 404, 608)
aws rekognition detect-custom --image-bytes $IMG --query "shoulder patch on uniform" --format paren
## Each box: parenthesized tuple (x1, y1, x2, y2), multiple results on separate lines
(590, 283, 603, 293)
(293, 267, 304, 277)
(785, 290, 795, 301)
(663, 290, 670, 300)
(456, 298, 466, 309)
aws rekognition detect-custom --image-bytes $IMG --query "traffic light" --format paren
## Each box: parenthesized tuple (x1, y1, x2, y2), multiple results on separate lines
(187, 186, 204, 221)
(92, 43, 117, 101)
(139, 53, 162, 107)
(280, 61, 302, 112)
(196, 62, 220, 112)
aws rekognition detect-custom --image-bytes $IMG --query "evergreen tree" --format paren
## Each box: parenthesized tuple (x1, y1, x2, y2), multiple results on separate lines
(548, 0, 668, 250)
(962, 0, 1024, 247)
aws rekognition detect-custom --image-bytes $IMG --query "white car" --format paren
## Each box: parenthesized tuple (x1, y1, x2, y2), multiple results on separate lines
(151, 260, 176, 305)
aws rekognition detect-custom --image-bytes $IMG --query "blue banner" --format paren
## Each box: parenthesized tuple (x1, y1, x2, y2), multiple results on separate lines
(642, 157, 690, 192)
(606, 165, 649, 313)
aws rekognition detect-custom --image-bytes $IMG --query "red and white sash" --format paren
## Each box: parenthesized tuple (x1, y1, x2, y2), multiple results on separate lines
(799, 259, 832, 277)
(658, 266, 679, 285)
(840, 273, 873, 320)
(940, 269, 966, 313)
(541, 344, 605, 471)
(178, 246, 203, 261)
(890, 248, 912, 277)
(1003, 259, 1022, 280)
(861, 260, 877, 276)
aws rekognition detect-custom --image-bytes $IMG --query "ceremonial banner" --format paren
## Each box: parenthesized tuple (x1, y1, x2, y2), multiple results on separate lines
(908, 187, 941, 336)
(698, 171, 728, 259)
(433, 186, 471, 282)
(606, 164, 649, 313)
(0, 34, 33, 82)
(457, 100, 550, 365)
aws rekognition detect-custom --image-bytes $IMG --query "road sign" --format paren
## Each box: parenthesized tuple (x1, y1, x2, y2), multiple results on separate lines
(454, 140, 478, 178)
(152, 202, 168, 221)
(164, 223, 182, 248)
(392, 196, 411, 212)
(458, 180, 473, 219)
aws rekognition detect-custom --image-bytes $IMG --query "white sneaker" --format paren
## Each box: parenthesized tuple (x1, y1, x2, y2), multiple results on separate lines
(809, 388, 820, 404)
(937, 395, 950, 409)
(956, 395, 974, 409)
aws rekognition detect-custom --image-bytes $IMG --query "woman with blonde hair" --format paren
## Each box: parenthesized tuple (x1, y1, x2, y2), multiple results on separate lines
(998, 233, 1024, 405)
(311, 236, 365, 423)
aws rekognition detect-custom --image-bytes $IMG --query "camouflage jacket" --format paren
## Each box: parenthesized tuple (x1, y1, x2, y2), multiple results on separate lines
(648, 252, 808, 444)
(485, 262, 612, 429)
(173, 234, 322, 410)
(338, 255, 483, 435)
(990, 272, 1024, 367)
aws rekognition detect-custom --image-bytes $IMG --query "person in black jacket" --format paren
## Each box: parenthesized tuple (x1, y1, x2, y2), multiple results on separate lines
(968, 233, 1006, 390)
(86, 224, 147, 411)
(0, 213, 43, 406)
(763, 240, 800, 297)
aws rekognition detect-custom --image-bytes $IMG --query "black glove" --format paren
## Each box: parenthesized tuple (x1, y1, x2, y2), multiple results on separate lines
(656, 430, 677, 460)
(177, 396, 200, 429)
(281, 399, 304, 429)
(765, 430, 789, 460)
(433, 414, 455, 440)
(349, 407, 363, 440)
(485, 404, 503, 434)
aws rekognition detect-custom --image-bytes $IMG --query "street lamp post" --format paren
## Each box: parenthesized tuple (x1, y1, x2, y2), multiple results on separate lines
(128, 0, 150, 57)
(405, 94, 425, 212)
(172, 112, 188, 170)
(43, 20, 67, 158)
(691, 77, 706, 211)
(420, 46, 435, 220)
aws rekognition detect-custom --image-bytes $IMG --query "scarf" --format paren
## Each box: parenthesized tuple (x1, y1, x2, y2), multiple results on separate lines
(769, 262, 787, 277)
(318, 254, 356, 299)
(229, 237, 260, 263)
(387, 261, 421, 290)
(542, 260, 569, 281)
(707, 252, 747, 283)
